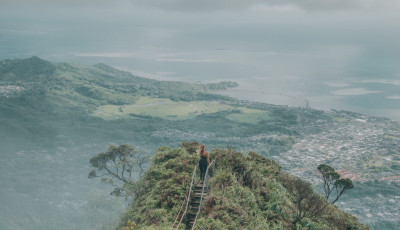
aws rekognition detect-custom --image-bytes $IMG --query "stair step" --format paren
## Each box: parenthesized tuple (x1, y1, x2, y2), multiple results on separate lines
(193, 195, 206, 198)
(193, 192, 207, 195)
(194, 191, 206, 194)
(194, 194, 205, 197)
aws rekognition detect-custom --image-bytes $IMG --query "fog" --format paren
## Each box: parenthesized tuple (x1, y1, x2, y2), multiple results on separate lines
(1, 1, 400, 229)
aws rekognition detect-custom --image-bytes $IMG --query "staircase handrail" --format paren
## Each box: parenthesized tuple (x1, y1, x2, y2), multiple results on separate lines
(170, 199, 185, 229)
(191, 160, 215, 230)
(172, 164, 198, 230)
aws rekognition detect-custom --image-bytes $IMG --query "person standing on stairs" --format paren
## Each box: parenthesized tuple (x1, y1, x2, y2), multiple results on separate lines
(197, 144, 210, 182)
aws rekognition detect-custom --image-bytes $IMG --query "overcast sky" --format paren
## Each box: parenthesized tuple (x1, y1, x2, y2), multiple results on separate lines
(1, 0, 400, 118)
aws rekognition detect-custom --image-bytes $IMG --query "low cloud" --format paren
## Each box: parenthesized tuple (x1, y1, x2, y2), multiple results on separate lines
(73, 52, 137, 58)
(2, 0, 400, 11)
(359, 79, 400, 86)
(325, 82, 350, 88)
(387, 96, 400, 100)
(331, 88, 383, 96)
(156, 58, 226, 63)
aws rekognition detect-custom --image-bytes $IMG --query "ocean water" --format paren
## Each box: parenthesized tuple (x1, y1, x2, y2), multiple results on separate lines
(99, 56, 400, 120)
(217, 78, 400, 120)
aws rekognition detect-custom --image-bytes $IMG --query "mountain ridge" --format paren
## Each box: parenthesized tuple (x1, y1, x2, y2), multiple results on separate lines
(0, 56, 238, 149)
(0, 56, 56, 78)
(116, 145, 369, 230)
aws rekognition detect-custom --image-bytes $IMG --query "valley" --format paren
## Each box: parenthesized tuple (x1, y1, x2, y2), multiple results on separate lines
(0, 57, 399, 229)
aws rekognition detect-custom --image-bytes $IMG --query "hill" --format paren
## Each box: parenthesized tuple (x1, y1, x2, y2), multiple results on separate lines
(118, 145, 368, 230)
(0, 56, 236, 150)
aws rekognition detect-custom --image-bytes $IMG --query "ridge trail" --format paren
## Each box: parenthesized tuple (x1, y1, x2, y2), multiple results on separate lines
(171, 161, 214, 230)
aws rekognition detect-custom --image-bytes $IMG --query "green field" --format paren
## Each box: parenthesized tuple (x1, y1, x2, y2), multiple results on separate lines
(92, 97, 271, 123)
(93, 97, 232, 120)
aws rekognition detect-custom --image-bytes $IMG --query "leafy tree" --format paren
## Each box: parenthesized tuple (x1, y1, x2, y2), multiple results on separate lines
(331, 178, 354, 204)
(317, 164, 340, 200)
(88, 144, 148, 197)
(317, 164, 354, 204)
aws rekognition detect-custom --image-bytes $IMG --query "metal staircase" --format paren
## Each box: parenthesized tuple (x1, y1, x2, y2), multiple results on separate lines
(171, 160, 214, 230)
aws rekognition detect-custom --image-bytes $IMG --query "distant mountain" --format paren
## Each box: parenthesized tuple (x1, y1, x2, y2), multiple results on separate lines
(0, 56, 236, 109)
(0, 56, 236, 150)
(0, 56, 56, 79)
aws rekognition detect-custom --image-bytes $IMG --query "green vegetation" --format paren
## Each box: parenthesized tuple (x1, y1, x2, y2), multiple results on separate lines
(226, 107, 272, 124)
(1, 57, 397, 229)
(116, 145, 368, 230)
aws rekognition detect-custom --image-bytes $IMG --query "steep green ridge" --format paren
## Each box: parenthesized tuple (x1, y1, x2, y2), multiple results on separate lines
(120, 146, 368, 230)
(0, 56, 236, 113)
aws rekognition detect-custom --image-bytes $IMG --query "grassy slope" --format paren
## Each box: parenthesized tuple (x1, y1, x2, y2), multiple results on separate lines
(120, 146, 368, 230)
(0, 57, 238, 149)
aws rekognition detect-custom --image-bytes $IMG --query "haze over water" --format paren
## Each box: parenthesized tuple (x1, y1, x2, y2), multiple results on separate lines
(1, 0, 400, 119)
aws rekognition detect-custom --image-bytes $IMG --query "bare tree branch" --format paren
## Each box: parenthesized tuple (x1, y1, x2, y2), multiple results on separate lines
(88, 144, 149, 197)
